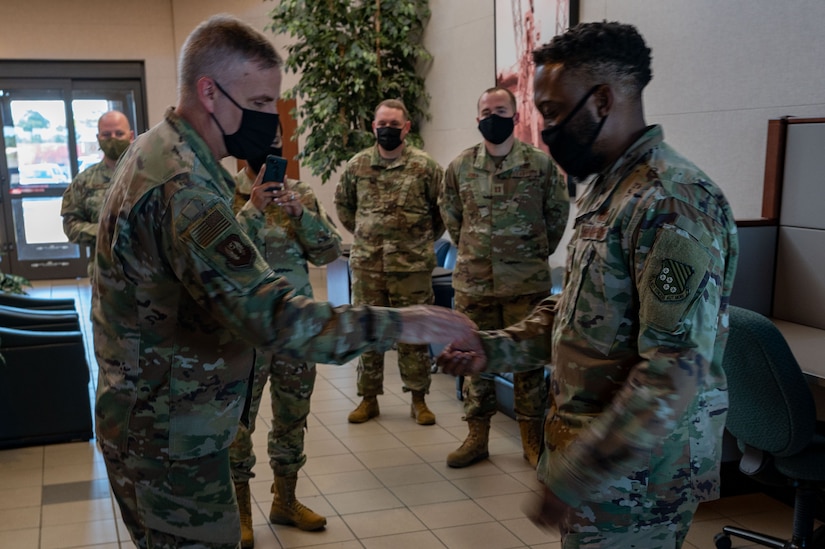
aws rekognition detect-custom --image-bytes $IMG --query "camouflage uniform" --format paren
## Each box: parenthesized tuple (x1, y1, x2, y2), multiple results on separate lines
(335, 144, 444, 396)
(440, 139, 569, 421)
(477, 126, 739, 548)
(60, 160, 113, 277)
(229, 169, 342, 481)
(93, 107, 401, 549)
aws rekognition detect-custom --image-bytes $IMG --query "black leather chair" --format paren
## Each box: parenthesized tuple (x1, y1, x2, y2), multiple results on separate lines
(0, 326, 93, 449)
(714, 306, 825, 548)
(0, 304, 81, 332)
(0, 292, 77, 311)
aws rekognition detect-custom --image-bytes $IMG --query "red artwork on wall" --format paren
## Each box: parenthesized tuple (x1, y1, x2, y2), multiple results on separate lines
(495, 0, 578, 151)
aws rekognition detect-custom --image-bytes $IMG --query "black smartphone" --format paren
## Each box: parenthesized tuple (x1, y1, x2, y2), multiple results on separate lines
(264, 155, 288, 188)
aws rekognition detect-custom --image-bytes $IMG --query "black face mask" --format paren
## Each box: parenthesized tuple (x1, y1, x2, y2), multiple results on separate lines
(541, 85, 607, 179)
(211, 81, 280, 160)
(376, 126, 403, 151)
(247, 146, 283, 175)
(478, 114, 515, 145)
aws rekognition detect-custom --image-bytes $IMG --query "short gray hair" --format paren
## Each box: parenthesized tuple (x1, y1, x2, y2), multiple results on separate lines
(178, 14, 282, 104)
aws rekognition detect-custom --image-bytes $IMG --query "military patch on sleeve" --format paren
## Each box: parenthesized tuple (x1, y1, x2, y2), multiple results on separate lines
(650, 258, 694, 302)
(639, 226, 712, 333)
(215, 233, 255, 269)
(190, 208, 231, 247)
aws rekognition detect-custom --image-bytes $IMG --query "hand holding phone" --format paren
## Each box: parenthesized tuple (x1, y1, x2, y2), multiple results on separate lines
(264, 155, 288, 189)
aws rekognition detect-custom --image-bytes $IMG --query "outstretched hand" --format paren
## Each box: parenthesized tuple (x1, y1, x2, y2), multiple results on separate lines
(437, 337, 487, 377)
(522, 486, 569, 531)
(397, 305, 476, 346)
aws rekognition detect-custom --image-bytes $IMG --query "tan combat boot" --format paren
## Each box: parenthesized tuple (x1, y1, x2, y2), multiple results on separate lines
(270, 474, 327, 531)
(446, 418, 490, 468)
(519, 418, 543, 469)
(347, 396, 379, 423)
(410, 390, 436, 425)
(234, 481, 254, 548)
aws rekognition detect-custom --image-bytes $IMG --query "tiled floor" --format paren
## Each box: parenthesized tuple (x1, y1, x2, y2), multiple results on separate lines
(0, 276, 802, 548)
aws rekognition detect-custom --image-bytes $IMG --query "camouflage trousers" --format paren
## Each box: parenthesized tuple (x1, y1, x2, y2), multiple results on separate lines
(351, 268, 433, 395)
(229, 349, 316, 481)
(552, 440, 701, 548)
(100, 443, 241, 548)
(454, 291, 548, 420)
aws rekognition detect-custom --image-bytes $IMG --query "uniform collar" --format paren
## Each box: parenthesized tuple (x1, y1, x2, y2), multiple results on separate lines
(369, 143, 409, 170)
(473, 139, 528, 173)
(164, 107, 236, 197)
(576, 125, 664, 217)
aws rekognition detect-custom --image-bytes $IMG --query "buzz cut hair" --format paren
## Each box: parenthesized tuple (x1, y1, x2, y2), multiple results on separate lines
(375, 99, 410, 121)
(532, 21, 653, 96)
(478, 87, 518, 113)
(178, 14, 282, 104)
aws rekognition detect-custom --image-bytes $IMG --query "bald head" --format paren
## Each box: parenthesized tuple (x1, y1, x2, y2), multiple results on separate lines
(98, 111, 133, 139)
(97, 110, 134, 165)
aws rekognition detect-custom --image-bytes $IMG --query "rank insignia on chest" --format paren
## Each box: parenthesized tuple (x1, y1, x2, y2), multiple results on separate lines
(492, 183, 504, 195)
(650, 258, 694, 302)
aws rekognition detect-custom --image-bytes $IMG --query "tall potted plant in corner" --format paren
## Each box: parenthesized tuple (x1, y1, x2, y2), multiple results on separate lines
(267, 0, 433, 183)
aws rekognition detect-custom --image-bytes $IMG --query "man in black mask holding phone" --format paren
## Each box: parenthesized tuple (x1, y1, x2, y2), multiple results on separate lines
(229, 122, 342, 544)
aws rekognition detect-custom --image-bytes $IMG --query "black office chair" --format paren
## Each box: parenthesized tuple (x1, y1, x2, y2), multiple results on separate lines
(714, 306, 825, 549)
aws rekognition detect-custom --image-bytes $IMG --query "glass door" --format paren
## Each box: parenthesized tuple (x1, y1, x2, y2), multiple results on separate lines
(0, 79, 141, 280)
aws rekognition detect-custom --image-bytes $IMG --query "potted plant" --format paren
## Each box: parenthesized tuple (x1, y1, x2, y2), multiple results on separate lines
(267, 0, 433, 183)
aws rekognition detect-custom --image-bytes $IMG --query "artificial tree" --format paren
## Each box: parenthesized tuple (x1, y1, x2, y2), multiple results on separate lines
(267, 0, 432, 183)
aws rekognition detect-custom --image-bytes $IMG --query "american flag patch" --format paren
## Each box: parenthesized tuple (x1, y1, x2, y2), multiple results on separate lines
(190, 208, 231, 247)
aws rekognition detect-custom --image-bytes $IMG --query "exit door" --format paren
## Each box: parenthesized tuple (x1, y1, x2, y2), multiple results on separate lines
(0, 75, 144, 280)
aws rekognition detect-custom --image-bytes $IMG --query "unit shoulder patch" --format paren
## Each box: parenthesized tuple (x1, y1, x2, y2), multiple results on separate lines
(650, 258, 694, 302)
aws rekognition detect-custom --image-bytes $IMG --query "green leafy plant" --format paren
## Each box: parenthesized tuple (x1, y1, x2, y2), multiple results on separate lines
(0, 271, 30, 295)
(267, 0, 433, 183)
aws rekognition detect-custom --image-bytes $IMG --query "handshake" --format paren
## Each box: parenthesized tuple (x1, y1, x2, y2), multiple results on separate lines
(395, 305, 487, 376)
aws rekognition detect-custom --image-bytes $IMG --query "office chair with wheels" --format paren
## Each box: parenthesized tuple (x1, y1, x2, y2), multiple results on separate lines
(714, 306, 825, 549)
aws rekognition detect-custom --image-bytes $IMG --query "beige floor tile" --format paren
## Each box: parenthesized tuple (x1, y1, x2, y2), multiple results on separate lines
(326, 487, 404, 515)
(451, 471, 534, 499)
(0, 527, 39, 549)
(311, 469, 383, 495)
(0, 446, 44, 471)
(40, 518, 119, 549)
(0, 505, 41, 531)
(371, 462, 444, 487)
(355, 446, 425, 469)
(395, 425, 462, 447)
(42, 459, 109, 485)
(501, 516, 561, 546)
(303, 437, 351, 457)
(390, 480, 469, 507)
(301, 453, 366, 476)
(409, 499, 493, 530)
(0, 485, 42, 510)
(342, 507, 427, 539)
(475, 492, 538, 521)
(0, 465, 43, 490)
(361, 530, 449, 549)
(432, 521, 524, 549)
(339, 432, 406, 453)
(41, 498, 116, 526)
